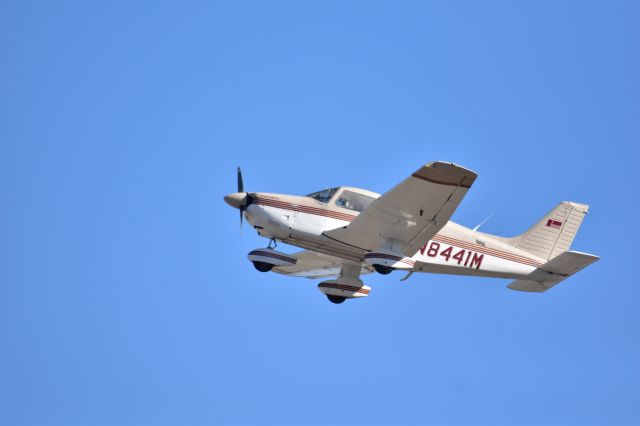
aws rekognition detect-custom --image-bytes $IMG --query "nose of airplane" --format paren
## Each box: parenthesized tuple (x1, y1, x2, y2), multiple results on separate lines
(224, 192, 247, 209)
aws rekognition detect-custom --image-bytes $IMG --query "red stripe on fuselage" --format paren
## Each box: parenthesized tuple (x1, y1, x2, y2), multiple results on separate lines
(253, 197, 542, 267)
(253, 198, 357, 222)
(431, 235, 542, 267)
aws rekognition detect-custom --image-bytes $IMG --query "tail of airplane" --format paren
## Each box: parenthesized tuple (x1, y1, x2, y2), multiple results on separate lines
(504, 201, 590, 261)
(502, 201, 598, 292)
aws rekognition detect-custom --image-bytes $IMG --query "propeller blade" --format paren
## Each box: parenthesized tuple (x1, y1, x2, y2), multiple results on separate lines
(237, 167, 244, 193)
(240, 208, 244, 228)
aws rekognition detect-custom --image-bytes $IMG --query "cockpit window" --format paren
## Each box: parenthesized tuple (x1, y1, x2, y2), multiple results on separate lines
(335, 190, 375, 212)
(306, 187, 338, 204)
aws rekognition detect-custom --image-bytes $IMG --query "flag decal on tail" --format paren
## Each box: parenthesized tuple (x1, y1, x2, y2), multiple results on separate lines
(546, 219, 563, 229)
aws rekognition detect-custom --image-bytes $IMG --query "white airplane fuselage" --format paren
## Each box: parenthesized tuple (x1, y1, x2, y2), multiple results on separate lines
(243, 190, 542, 281)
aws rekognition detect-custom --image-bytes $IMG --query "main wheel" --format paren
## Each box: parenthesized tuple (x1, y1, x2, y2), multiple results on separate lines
(252, 261, 274, 272)
(373, 264, 394, 275)
(327, 295, 346, 304)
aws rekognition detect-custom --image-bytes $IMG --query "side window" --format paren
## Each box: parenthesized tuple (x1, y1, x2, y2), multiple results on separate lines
(335, 190, 375, 212)
(306, 187, 338, 204)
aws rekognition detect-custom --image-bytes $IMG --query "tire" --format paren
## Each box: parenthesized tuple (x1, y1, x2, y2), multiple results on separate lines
(373, 264, 394, 275)
(327, 295, 346, 304)
(253, 261, 274, 272)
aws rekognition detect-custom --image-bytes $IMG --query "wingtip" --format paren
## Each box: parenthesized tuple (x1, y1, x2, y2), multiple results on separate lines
(430, 161, 477, 176)
(415, 162, 478, 188)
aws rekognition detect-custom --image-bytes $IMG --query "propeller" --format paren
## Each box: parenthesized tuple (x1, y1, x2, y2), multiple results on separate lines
(237, 166, 244, 193)
(237, 167, 245, 227)
(224, 167, 253, 229)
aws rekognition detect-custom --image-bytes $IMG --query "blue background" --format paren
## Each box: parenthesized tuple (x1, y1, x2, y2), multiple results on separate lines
(2, 1, 639, 425)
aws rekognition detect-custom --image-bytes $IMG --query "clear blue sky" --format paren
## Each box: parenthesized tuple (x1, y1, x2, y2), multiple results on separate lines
(2, 1, 639, 425)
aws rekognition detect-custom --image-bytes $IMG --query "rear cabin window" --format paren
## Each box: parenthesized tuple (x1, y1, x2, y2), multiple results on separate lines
(306, 187, 338, 204)
(335, 190, 375, 212)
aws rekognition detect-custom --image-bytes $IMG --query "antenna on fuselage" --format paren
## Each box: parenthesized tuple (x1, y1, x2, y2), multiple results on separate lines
(472, 213, 494, 232)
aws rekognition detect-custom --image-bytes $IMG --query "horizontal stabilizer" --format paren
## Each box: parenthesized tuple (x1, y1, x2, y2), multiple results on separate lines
(539, 251, 600, 276)
(508, 251, 599, 292)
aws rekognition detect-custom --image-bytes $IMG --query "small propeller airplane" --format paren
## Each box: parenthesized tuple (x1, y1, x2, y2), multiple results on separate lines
(224, 162, 598, 304)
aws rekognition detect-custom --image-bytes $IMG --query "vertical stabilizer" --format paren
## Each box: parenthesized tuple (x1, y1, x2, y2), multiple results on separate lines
(505, 202, 589, 261)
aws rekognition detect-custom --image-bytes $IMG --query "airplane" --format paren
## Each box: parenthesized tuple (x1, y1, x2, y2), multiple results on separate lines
(224, 162, 599, 304)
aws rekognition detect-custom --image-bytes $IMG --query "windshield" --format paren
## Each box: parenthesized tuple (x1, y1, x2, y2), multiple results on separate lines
(306, 187, 339, 204)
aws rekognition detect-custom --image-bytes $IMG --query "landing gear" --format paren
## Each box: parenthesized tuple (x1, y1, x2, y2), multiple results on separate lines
(373, 264, 394, 275)
(319, 263, 370, 303)
(252, 261, 274, 272)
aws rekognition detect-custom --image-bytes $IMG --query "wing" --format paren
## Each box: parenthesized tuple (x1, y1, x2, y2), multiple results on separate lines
(272, 250, 372, 279)
(323, 162, 477, 257)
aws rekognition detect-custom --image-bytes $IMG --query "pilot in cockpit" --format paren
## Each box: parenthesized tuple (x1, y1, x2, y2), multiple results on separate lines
(336, 196, 353, 210)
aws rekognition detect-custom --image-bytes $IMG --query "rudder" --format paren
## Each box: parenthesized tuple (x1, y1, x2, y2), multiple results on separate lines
(505, 201, 589, 261)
